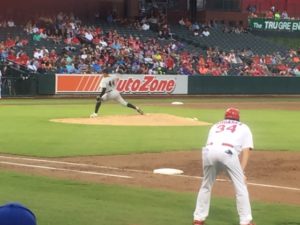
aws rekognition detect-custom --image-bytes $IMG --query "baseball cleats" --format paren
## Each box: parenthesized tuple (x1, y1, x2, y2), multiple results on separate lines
(136, 107, 144, 115)
(193, 220, 205, 225)
(90, 112, 98, 118)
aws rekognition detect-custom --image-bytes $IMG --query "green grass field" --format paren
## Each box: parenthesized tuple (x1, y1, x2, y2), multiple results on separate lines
(0, 98, 299, 225)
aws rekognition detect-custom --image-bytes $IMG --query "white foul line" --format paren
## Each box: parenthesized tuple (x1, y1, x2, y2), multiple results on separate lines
(0, 161, 132, 179)
(0, 155, 299, 191)
(0, 155, 126, 170)
(174, 174, 300, 191)
(246, 182, 300, 191)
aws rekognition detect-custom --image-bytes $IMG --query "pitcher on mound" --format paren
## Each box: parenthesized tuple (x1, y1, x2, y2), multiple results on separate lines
(90, 69, 144, 118)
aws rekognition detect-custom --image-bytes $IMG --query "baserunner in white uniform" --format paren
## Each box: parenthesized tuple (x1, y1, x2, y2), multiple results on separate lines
(193, 108, 255, 225)
(90, 69, 144, 118)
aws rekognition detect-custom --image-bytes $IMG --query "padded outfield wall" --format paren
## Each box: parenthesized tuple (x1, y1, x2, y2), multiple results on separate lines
(2, 74, 300, 97)
(36, 74, 300, 96)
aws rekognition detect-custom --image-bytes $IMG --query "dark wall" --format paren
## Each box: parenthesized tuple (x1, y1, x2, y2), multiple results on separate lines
(0, 0, 125, 22)
(200, 10, 249, 25)
(188, 76, 300, 95)
(38, 74, 56, 95)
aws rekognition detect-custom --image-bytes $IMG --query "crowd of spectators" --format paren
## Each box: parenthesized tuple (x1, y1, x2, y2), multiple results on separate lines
(0, 12, 300, 77)
(247, 4, 297, 20)
(178, 17, 213, 37)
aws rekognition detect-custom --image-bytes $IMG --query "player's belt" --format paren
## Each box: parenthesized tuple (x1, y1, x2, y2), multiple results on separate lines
(222, 143, 234, 148)
(207, 142, 234, 148)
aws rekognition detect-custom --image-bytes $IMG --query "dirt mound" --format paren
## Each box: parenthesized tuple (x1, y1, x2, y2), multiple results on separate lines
(50, 113, 211, 126)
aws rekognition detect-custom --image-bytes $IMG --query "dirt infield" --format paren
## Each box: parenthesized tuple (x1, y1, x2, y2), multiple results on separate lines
(0, 100, 299, 205)
(51, 113, 211, 126)
(0, 150, 299, 205)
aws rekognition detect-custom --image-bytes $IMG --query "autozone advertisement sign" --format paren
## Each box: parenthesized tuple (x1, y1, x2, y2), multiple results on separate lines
(55, 74, 188, 94)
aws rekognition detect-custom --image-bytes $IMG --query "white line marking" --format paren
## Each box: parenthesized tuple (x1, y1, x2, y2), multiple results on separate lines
(174, 174, 300, 191)
(0, 161, 132, 179)
(246, 182, 300, 191)
(0, 155, 121, 170)
(76, 76, 85, 91)
(0, 155, 299, 191)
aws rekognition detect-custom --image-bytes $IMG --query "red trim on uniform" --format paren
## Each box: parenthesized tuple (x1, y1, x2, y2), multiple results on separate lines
(222, 143, 234, 148)
(207, 142, 234, 148)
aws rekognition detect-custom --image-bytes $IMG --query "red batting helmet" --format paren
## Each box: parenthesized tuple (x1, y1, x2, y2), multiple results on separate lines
(225, 108, 240, 121)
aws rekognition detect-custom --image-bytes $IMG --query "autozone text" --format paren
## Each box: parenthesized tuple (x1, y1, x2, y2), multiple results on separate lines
(117, 75, 176, 94)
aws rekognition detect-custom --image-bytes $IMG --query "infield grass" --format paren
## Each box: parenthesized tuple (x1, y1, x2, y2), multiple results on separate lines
(0, 98, 299, 225)
(0, 98, 300, 157)
(0, 171, 299, 225)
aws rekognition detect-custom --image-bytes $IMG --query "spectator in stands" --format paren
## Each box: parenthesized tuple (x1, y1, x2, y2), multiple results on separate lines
(274, 10, 281, 20)
(202, 28, 210, 37)
(16, 51, 30, 66)
(265, 10, 274, 19)
(191, 22, 201, 36)
(0, 48, 9, 61)
(67, 61, 79, 73)
(247, 5, 256, 14)
(141, 22, 150, 31)
(106, 12, 114, 23)
(32, 32, 42, 42)
(33, 49, 43, 60)
(84, 30, 94, 42)
(270, 5, 276, 13)
(7, 19, 15, 27)
(281, 11, 289, 19)
(277, 63, 290, 76)
(222, 25, 231, 33)
(179, 17, 185, 26)
(92, 61, 102, 73)
(15, 36, 28, 47)
(27, 60, 38, 72)
(291, 66, 300, 76)
(158, 24, 170, 39)
(184, 17, 192, 29)
(4, 36, 16, 48)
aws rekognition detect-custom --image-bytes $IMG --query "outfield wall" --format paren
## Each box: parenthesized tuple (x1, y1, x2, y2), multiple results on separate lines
(188, 76, 300, 95)
(2, 74, 300, 96)
(52, 74, 300, 95)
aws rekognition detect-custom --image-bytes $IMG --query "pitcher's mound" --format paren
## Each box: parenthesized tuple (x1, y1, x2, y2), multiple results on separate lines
(51, 113, 211, 126)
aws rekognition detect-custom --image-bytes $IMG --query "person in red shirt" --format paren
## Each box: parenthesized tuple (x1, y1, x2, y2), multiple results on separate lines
(17, 52, 30, 66)
(7, 50, 16, 62)
(4, 37, 16, 48)
(165, 55, 175, 71)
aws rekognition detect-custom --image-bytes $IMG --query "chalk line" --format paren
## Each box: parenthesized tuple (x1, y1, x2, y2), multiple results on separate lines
(0, 155, 299, 191)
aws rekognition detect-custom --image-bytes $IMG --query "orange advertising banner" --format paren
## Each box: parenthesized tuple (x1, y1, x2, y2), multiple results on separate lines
(56, 74, 187, 94)
(56, 74, 102, 93)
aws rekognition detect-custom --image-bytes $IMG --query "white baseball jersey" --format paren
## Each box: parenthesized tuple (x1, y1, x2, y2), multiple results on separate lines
(206, 119, 253, 154)
(194, 119, 254, 224)
(99, 74, 118, 93)
(99, 74, 127, 106)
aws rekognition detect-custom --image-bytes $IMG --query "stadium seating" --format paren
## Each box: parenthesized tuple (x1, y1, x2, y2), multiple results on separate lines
(169, 24, 287, 55)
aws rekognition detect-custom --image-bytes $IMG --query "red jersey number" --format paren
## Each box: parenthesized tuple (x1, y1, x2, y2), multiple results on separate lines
(216, 124, 237, 133)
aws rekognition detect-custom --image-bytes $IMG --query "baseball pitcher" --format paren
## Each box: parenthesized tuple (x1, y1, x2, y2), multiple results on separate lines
(90, 69, 144, 118)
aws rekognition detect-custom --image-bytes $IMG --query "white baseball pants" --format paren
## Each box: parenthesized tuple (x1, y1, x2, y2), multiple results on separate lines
(101, 90, 127, 106)
(193, 146, 253, 225)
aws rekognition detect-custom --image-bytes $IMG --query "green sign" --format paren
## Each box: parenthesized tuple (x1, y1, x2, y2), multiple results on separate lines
(249, 18, 300, 32)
